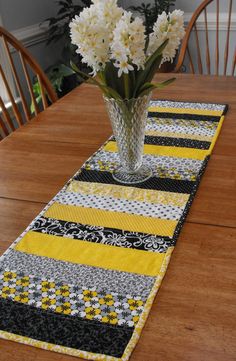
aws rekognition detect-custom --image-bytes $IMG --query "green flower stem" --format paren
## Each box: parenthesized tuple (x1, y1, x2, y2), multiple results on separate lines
(98, 71, 106, 85)
(124, 73, 130, 99)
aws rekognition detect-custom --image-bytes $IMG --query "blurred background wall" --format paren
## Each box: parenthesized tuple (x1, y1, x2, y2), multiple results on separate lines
(0, 0, 62, 71)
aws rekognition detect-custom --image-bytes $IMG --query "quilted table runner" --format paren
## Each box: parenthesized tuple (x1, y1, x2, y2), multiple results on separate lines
(0, 100, 228, 360)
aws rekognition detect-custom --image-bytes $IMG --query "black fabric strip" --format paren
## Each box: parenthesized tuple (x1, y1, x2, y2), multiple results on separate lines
(74, 169, 195, 194)
(31, 216, 175, 253)
(0, 297, 133, 358)
(148, 112, 221, 122)
(144, 135, 211, 150)
(222, 104, 229, 115)
(110, 135, 211, 150)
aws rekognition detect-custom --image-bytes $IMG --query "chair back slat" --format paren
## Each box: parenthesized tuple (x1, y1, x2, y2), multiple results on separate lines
(216, 0, 220, 75)
(175, 0, 236, 76)
(2, 35, 30, 123)
(0, 96, 15, 132)
(232, 49, 236, 75)
(0, 26, 57, 139)
(0, 63, 23, 127)
(37, 75, 49, 110)
(187, 46, 195, 73)
(194, 24, 203, 74)
(0, 111, 10, 136)
(204, 8, 211, 74)
(224, 0, 233, 75)
(19, 51, 40, 116)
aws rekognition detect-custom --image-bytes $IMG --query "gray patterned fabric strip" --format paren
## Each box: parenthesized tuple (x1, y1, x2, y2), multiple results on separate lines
(86, 150, 203, 181)
(0, 250, 155, 299)
(146, 119, 217, 137)
(59, 192, 183, 220)
(149, 100, 226, 111)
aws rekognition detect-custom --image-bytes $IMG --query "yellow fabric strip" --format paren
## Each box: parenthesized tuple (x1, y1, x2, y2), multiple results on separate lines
(104, 141, 208, 161)
(145, 130, 213, 142)
(44, 203, 177, 237)
(148, 106, 223, 116)
(15, 231, 167, 277)
(67, 181, 189, 207)
(207, 115, 224, 154)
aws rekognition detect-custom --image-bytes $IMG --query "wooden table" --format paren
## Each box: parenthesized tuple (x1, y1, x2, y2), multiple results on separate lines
(0, 74, 236, 361)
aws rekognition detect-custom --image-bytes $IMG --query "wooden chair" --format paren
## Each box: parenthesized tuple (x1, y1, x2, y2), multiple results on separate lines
(175, 0, 236, 76)
(0, 26, 57, 139)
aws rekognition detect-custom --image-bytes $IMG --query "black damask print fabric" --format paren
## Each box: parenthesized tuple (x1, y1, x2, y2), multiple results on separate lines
(31, 216, 175, 253)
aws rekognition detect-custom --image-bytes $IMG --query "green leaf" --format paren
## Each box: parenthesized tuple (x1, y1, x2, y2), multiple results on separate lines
(30, 102, 35, 114)
(134, 39, 169, 97)
(103, 62, 125, 98)
(138, 77, 176, 97)
(32, 82, 41, 96)
(30, 95, 42, 114)
(70, 61, 123, 100)
(135, 55, 163, 97)
(58, 7, 69, 15)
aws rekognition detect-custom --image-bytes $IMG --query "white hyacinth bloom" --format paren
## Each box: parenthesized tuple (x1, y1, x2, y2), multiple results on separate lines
(70, 0, 122, 74)
(114, 57, 134, 78)
(111, 11, 146, 76)
(70, 2, 184, 79)
(148, 10, 185, 64)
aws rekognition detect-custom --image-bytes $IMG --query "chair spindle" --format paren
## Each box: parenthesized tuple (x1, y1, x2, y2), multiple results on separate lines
(204, 8, 211, 74)
(19, 51, 39, 116)
(0, 96, 15, 132)
(174, 0, 235, 77)
(215, 0, 220, 75)
(224, 0, 233, 75)
(2, 36, 31, 122)
(194, 24, 203, 74)
(0, 112, 10, 136)
(232, 49, 236, 75)
(0, 63, 23, 127)
(187, 46, 195, 73)
(37, 75, 48, 110)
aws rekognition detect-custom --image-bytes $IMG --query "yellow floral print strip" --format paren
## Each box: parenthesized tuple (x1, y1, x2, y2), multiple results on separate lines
(66, 181, 190, 207)
(0, 270, 144, 326)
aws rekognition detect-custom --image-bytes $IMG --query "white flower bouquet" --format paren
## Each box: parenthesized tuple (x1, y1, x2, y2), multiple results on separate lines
(69, 0, 185, 184)
(69, 0, 185, 100)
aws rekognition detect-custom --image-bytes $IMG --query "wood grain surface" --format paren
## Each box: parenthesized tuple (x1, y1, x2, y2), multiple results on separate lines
(0, 74, 235, 361)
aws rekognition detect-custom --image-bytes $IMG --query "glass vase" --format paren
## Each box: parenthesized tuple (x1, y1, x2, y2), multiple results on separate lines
(104, 93, 152, 184)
